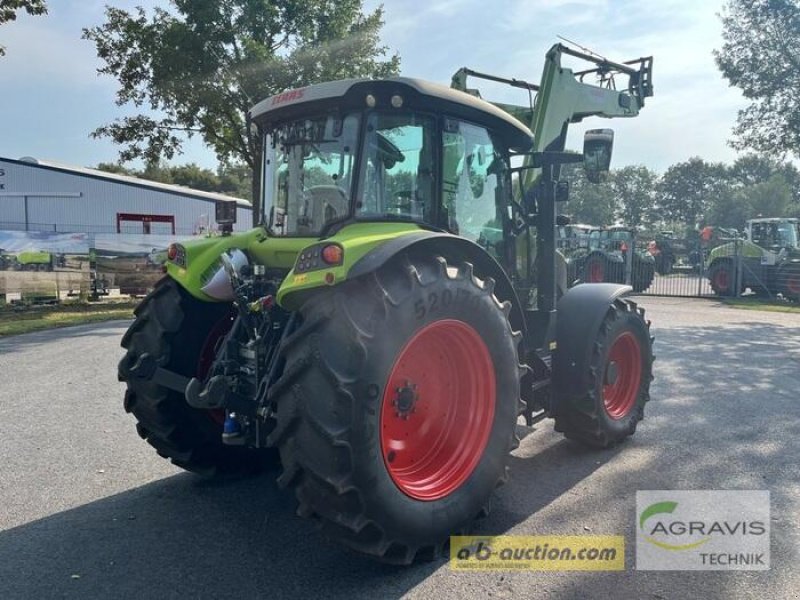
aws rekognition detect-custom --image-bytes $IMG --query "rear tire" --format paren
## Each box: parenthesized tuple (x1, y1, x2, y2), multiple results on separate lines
(631, 259, 655, 293)
(780, 265, 800, 301)
(268, 256, 523, 563)
(119, 278, 274, 476)
(583, 255, 607, 283)
(553, 298, 653, 448)
(708, 259, 736, 297)
(655, 255, 673, 276)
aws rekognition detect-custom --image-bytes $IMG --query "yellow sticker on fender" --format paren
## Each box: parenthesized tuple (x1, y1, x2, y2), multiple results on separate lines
(293, 274, 308, 284)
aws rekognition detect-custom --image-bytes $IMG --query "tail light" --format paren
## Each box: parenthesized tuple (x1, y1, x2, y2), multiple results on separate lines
(321, 244, 344, 265)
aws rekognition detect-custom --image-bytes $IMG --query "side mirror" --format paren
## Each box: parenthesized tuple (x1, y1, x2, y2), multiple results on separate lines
(556, 214, 571, 227)
(216, 200, 237, 236)
(583, 128, 614, 183)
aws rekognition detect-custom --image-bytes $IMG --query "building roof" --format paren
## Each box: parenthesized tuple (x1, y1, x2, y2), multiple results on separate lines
(0, 156, 251, 208)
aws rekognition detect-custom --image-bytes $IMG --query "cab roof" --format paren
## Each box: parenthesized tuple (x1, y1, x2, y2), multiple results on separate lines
(248, 77, 534, 152)
(747, 217, 799, 223)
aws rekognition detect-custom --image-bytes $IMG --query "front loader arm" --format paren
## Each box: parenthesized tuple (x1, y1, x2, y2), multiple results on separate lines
(451, 43, 653, 156)
(530, 44, 652, 154)
(451, 42, 653, 314)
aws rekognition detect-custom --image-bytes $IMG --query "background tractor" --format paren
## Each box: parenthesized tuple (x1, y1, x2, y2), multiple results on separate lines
(14, 250, 62, 271)
(570, 225, 655, 292)
(707, 217, 800, 300)
(118, 44, 655, 563)
(647, 231, 677, 275)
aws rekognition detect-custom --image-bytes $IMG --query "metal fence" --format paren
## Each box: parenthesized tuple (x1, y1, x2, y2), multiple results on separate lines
(560, 230, 800, 302)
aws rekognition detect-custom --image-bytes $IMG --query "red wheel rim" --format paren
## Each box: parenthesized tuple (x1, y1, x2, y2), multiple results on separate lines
(787, 273, 800, 295)
(713, 269, 729, 292)
(197, 312, 236, 425)
(380, 319, 496, 501)
(588, 261, 605, 283)
(602, 332, 642, 420)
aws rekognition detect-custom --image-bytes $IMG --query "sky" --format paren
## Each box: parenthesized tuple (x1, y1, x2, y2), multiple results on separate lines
(0, 0, 747, 174)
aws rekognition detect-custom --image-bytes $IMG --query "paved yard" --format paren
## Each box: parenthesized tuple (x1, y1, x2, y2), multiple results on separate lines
(0, 296, 798, 599)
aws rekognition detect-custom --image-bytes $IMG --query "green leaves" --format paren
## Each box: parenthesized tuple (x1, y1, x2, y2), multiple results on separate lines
(0, 0, 46, 25)
(0, 0, 48, 56)
(83, 1, 400, 221)
(715, 0, 800, 157)
(563, 154, 800, 231)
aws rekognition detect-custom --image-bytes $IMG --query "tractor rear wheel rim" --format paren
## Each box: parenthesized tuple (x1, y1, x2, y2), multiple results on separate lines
(714, 269, 729, 291)
(197, 312, 236, 425)
(380, 319, 496, 501)
(589, 261, 605, 283)
(787, 273, 800, 295)
(603, 332, 642, 420)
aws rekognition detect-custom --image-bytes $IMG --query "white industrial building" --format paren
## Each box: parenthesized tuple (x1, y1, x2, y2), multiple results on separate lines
(0, 156, 252, 235)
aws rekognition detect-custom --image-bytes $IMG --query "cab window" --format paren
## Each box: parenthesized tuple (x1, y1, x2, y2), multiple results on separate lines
(441, 120, 506, 253)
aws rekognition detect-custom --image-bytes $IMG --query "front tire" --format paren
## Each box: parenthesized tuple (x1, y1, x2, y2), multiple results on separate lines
(554, 298, 653, 448)
(780, 265, 800, 301)
(119, 278, 272, 476)
(708, 259, 736, 297)
(267, 256, 523, 564)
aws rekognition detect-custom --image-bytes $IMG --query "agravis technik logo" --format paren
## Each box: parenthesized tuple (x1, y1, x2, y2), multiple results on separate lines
(636, 491, 770, 570)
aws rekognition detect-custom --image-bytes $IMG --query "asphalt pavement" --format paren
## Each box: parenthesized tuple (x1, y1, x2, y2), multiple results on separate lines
(0, 297, 798, 599)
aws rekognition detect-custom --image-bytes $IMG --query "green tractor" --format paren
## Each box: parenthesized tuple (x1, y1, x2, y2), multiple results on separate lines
(118, 44, 655, 563)
(571, 225, 655, 292)
(707, 218, 800, 300)
(15, 250, 57, 271)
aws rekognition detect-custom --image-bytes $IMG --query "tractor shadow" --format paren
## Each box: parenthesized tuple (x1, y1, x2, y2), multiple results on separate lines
(2, 318, 799, 599)
(0, 467, 434, 600)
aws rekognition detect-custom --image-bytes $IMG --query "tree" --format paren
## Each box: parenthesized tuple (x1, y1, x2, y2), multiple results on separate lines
(657, 158, 730, 226)
(96, 161, 251, 197)
(745, 174, 794, 218)
(715, 0, 800, 157)
(83, 0, 400, 223)
(729, 153, 800, 204)
(0, 0, 47, 56)
(705, 191, 752, 230)
(612, 165, 658, 229)
(560, 165, 616, 225)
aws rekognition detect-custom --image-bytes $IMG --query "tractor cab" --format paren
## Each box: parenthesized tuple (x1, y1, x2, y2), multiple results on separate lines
(251, 78, 533, 256)
(746, 218, 800, 252)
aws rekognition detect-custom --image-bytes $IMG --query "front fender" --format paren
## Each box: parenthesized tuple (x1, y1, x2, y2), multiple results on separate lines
(553, 282, 631, 401)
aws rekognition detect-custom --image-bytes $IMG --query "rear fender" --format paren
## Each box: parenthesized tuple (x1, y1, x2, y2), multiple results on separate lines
(553, 283, 631, 400)
(281, 229, 527, 338)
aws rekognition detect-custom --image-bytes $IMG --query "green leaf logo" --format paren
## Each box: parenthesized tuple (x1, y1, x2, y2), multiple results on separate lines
(639, 501, 710, 551)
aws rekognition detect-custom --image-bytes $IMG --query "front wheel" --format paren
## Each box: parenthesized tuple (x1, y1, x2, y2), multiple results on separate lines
(708, 260, 737, 297)
(780, 265, 800, 301)
(268, 256, 523, 563)
(553, 298, 653, 448)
